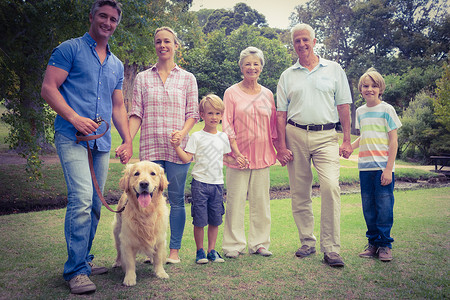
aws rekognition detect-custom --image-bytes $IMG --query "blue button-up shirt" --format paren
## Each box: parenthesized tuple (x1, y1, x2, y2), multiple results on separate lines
(277, 57, 352, 125)
(48, 33, 124, 151)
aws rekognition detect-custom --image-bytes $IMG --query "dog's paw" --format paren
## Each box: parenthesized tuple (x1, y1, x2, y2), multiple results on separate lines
(156, 270, 169, 279)
(122, 274, 137, 287)
(112, 261, 121, 268)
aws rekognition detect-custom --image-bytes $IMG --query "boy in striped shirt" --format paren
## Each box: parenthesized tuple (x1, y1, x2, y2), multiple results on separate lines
(351, 68, 402, 262)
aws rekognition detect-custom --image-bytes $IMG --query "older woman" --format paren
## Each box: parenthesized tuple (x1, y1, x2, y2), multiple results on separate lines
(128, 27, 199, 263)
(222, 46, 279, 258)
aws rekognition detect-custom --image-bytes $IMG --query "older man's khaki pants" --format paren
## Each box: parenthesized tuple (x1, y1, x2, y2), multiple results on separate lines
(286, 124, 341, 254)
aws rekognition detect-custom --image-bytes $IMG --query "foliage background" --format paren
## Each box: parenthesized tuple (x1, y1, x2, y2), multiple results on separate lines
(0, 0, 449, 179)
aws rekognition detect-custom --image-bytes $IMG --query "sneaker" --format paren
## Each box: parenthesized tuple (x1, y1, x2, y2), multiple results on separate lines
(324, 252, 345, 267)
(295, 245, 316, 258)
(196, 248, 208, 264)
(359, 244, 378, 258)
(378, 247, 393, 262)
(256, 247, 272, 257)
(166, 257, 181, 264)
(88, 262, 108, 275)
(68, 274, 96, 294)
(207, 249, 225, 263)
(225, 250, 240, 259)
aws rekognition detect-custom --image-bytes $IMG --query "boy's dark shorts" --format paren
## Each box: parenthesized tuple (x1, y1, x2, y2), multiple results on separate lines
(190, 178, 225, 227)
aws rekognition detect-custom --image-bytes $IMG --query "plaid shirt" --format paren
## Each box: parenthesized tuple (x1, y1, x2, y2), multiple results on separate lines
(130, 65, 199, 163)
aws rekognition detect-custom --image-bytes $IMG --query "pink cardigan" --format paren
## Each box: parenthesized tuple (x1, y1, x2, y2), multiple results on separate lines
(222, 83, 277, 169)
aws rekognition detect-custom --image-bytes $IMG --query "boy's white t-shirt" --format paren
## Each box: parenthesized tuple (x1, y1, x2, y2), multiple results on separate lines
(184, 130, 232, 184)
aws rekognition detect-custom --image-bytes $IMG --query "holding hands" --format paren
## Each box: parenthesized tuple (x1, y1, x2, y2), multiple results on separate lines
(277, 148, 293, 166)
(115, 142, 133, 165)
(339, 141, 353, 159)
(170, 130, 183, 147)
(232, 153, 249, 169)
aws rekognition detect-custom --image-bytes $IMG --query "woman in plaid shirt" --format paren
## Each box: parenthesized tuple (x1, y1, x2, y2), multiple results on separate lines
(129, 27, 199, 264)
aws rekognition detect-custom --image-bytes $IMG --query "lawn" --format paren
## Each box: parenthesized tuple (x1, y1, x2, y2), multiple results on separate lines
(0, 188, 448, 299)
(0, 106, 448, 298)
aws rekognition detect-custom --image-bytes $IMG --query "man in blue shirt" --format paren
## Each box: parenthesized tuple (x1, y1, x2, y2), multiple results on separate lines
(276, 23, 353, 268)
(41, 0, 132, 294)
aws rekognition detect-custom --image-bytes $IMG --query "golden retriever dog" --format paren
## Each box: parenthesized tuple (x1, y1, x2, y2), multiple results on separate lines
(112, 161, 169, 286)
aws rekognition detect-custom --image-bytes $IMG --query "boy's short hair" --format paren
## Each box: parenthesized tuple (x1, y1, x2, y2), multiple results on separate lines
(358, 67, 386, 98)
(199, 94, 224, 113)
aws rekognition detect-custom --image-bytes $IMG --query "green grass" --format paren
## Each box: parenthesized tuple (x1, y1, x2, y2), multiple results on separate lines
(0, 188, 448, 298)
(0, 158, 440, 214)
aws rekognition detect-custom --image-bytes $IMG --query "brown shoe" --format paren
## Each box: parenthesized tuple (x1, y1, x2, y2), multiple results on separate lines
(324, 252, 345, 267)
(378, 247, 393, 262)
(68, 274, 96, 294)
(295, 245, 316, 258)
(359, 244, 378, 258)
(88, 262, 108, 275)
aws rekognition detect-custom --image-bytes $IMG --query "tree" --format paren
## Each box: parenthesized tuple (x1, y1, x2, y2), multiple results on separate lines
(431, 62, 450, 155)
(433, 62, 450, 132)
(383, 66, 442, 110)
(289, 0, 449, 134)
(0, 0, 195, 179)
(202, 3, 268, 35)
(0, 0, 91, 179)
(195, 8, 215, 27)
(110, 0, 196, 111)
(398, 92, 439, 161)
(179, 25, 291, 100)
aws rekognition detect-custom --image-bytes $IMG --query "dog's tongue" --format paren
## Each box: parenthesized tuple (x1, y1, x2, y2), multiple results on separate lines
(138, 192, 152, 208)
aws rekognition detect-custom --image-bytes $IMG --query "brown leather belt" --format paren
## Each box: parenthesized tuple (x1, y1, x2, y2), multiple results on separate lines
(288, 119, 336, 131)
(76, 119, 126, 213)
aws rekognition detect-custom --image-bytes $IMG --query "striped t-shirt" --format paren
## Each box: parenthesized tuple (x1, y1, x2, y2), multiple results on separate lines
(355, 101, 402, 171)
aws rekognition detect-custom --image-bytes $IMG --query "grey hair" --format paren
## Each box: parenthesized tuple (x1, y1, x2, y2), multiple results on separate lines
(291, 23, 315, 42)
(238, 46, 265, 69)
(90, 0, 123, 24)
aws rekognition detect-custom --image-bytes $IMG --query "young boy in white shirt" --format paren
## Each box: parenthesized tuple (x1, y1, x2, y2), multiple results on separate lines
(170, 94, 247, 263)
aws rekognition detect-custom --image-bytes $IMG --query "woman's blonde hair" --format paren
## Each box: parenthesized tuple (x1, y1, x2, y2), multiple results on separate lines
(358, 67, 386, 98)
(199, 94, 224, 113)
(154, 26, 180, 45)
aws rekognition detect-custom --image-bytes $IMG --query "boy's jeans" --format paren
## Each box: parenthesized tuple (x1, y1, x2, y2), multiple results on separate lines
(55, 132, 109, 281)
(359, 170, 395, 248)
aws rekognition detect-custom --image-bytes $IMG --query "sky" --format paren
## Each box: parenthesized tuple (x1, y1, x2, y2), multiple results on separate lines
(190, 0, 309, 30)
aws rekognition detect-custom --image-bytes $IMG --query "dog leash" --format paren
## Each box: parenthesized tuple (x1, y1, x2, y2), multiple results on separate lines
(75, 118, 126, 213)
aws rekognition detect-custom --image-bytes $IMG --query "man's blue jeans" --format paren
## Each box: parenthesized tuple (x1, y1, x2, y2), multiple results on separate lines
(55, 132, 110, 281)
(153, 160, 190, 250)
(359, 170, 395, 248)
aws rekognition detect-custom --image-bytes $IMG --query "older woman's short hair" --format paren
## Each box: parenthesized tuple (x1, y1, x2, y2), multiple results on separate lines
(91, 0, 123, 24)
(238, 46, 265, 69)
(358, 67, 386, 98)
(291, 23, 315, 42)
(199, 94, 224, 113)
(154, 26, 181, 45)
